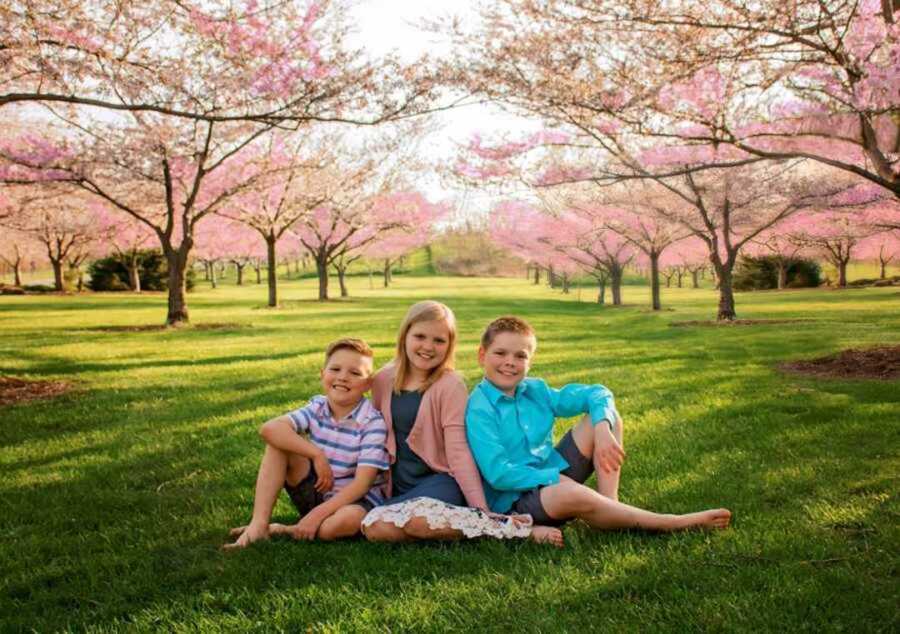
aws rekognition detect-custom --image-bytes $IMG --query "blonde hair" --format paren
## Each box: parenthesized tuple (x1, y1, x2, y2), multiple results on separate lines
(393, 300, 457, 393)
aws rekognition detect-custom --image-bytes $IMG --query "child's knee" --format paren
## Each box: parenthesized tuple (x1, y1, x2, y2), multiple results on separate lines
(319, 511, 362, 541)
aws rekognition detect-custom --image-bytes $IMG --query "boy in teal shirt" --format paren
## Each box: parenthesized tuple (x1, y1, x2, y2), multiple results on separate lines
(466, 316, 731, 532)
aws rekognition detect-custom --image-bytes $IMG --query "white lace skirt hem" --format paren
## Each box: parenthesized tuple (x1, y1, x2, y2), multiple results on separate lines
(361, 496, 533, 540)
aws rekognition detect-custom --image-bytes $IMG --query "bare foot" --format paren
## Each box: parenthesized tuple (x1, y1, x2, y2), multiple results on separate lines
(223, 522, 269, 549)
(676, 508, 732, 531)
(228, 525, 247, 537)
(529, 525, 565, 548)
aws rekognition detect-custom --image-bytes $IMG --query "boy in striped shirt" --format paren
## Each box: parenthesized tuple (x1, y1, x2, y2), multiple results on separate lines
(226, 338, 390, 548)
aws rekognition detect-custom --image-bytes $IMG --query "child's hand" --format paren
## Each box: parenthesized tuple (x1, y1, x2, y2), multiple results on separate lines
(594, 422, 626, 473)
(290, 511, 327, 541)
(486, 512, 533, 529)
(312, 452, 333, 493)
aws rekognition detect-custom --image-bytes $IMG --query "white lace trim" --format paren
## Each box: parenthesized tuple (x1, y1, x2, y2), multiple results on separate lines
(361, 496, 533, 540)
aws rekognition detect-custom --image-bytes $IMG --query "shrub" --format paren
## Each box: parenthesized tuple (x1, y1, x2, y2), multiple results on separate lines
(88, 250, 195, 292)
(22, 284, 56, 293)
(734, 255, 821, 291)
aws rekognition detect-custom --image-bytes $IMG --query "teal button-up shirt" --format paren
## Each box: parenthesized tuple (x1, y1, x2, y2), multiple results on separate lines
(465, 377, 619, 513)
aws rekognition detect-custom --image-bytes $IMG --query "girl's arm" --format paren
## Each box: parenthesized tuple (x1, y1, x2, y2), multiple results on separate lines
(439, 377, 490, 511)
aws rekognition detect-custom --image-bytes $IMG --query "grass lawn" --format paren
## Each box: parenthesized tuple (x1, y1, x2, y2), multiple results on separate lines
(1, 276, 898, 632)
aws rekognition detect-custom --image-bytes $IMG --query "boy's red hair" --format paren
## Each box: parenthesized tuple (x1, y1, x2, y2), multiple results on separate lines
(324, 338, 374, 365)
(480, 316, 536, 349)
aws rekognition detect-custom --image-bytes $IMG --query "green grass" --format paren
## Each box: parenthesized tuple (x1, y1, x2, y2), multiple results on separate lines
(1, 276, 898, 632)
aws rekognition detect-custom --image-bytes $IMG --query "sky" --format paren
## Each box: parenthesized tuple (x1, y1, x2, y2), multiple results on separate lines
(347, 0, 540, 221)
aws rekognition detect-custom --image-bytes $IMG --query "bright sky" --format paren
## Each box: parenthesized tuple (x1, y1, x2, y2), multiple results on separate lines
(348, 0, 539, 220)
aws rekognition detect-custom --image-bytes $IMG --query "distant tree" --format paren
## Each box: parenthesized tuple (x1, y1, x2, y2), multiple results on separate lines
(0, 229, 40, 287)
(0, 185, 97, 291)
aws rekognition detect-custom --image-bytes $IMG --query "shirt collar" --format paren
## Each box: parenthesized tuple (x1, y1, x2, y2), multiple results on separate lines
(319, 396, 367, 423)
(478, 378, 526, 404)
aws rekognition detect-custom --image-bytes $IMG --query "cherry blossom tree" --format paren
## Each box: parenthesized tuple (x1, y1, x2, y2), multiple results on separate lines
(1, 1, 445, 325)
(215, 136, 332, 306)
(2, 1, 443, 125)
(489, 200, 563, 289)
(586, 0, 900, 199)
(0, 184, 98, 290)
(0, 230, 41, 287)
(561, 184, 692, 311)
(361, 196, 448, 291)
(747, 218, 815, 290)
(860, 230, 900, 279)
(552, 209, 635, 304)
(667, 238, 710, 289)
(93, 206, 155, 292)
(293, 190, 438, 301)
(447, 1, 900, 200)
(788, 209, 882, 286)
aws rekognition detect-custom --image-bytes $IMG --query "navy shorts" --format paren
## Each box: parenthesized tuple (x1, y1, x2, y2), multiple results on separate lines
(510, 430, 593, 527)
(380, 472, 465, 507)
(283, 463, 375, 515)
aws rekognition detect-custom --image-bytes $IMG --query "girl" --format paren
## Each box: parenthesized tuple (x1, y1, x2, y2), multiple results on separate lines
(361, 300, 562, 546)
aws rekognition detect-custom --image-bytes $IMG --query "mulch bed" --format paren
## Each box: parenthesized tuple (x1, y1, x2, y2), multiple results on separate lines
(88, 322, 246, 332)
(671, 319, 813, 327)
(0, 376, 72, 407)
(779, 346, 900, 381)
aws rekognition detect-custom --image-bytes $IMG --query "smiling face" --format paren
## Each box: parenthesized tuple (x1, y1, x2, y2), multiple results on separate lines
(404, 319, 451, 379)
(320, 348, 374, 415)
(478, 331, 536, 396)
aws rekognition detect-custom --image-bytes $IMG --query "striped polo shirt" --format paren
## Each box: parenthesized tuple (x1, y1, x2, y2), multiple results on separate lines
(287, 395, 390, 507)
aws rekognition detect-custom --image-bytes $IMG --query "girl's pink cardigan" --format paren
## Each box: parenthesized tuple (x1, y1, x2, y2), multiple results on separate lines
(370, 365, 488, 511)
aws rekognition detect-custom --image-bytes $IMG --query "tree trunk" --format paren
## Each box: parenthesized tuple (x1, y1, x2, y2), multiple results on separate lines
(127, 253, 141, 293)
(837, 258, 848, 287)
(235, 263, 244, 286)
(255, 263, 262, 284)
(776, 261, 787, 290)
(383, 259, 391, 288)
(880, 259, 886, 279)
(676, 269, 684, 288)
(210, 261, 217, 289)
(650, 252, 661, 311)
(316, 253, 329, 301)
(50, 257, 63, 292)
(533, 267, 540, 285)
(203, 261, 210, 281)
(337, 265, 348, 297)
(611, 266, 623, 306)
(13, 261, 22, 287)
(164, 247, 190, 326)
(562, 273, 569, 294)
(548, 264, 556, 287)
(266, 236, 278, 307)
(716, 265, 737, 321)
(691, 270, 699, 289)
